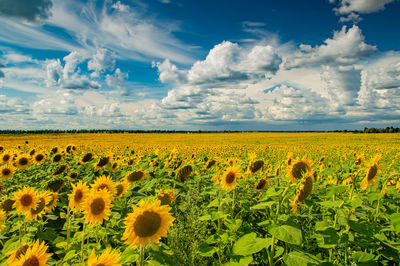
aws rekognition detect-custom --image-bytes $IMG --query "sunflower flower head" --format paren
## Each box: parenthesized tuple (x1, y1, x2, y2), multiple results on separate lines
(13, 186, 38, 216)
(157, 189, 177, 205)
(122, 199, 175, 248)
(287, 157, 313, 183)
(68, 181, 89, 212)
(15, 155, 31, 170)
(13, 240, 52, 266)
(360, 154, 383, 190)
(84, 189, 113, 225)
(0, 165, 14, 180)
(220, 167, 241, 190)
(291, 176, 313, 213)
(91, 175, 116, 197)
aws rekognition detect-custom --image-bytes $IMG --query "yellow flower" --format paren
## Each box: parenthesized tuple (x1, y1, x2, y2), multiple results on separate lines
(87, 248, 121, 266)
(32, 151, 47, 165)
(122, 199, 175, 248)
(44, 191, 59, 212)
(0, 165, 14, 180)
(15, 155, 31, 169)
(13, 240, 52, 266)
(124, 170, 147, 185)
(360, 154, 383, 190)
(94, 155, 111, 170)
(5, 242, 33, 265)
(114, 181, 129, 199)
(220, 167, 241, 190)
(80, 152, 94, 165)
(157, 189, 177, 205)
(1, 198, 15, 213)
(84, 189, 113, 225)
(1, 152, 12, 164)
(52, 164, 67, 176)
(254, 178, 269, 191)
(287, 158, 313, 182)
(26, 192, 51, 220)
(91, 175, 116, 197)
(13, 186, 38, 216)
(52, 153, 63, 163)
(68, 181, 89, 212)
(177, 165, 192, 182)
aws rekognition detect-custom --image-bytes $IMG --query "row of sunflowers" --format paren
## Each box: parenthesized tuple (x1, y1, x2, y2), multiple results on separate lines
(0, 133, 399, 265)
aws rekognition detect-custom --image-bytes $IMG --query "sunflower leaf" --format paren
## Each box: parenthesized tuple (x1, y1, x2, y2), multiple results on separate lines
(269, 225, 303, 245)
(232, 233, 271, 256)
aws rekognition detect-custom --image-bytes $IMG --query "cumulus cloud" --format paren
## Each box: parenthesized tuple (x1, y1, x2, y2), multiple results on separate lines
(358, 54, 400, 110)
(285, 25, 376, 69)
(106, 68, 129, 96)
(0, 0, 53, 22)
(333, 0, 395, 15)
(88, 48, 116, 78)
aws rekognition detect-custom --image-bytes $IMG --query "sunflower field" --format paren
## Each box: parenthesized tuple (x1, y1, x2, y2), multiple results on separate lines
(0, 132, 399, 265)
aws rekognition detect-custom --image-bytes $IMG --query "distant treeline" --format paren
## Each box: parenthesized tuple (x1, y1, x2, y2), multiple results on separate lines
(0, 127, 398, 134)
(334, 127, 400, 133)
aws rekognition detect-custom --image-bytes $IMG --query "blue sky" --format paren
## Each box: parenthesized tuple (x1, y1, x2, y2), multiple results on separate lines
(0, 0, 399, 130)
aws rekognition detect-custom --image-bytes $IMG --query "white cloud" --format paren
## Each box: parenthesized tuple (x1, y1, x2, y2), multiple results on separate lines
(334, 0, 395, 14)
(285, 25, 376, 69)
(63, 50, 88, 79)
(153, 59, 187, 84)
(88, 48, 115, 78)
(106, 68, 129, 96)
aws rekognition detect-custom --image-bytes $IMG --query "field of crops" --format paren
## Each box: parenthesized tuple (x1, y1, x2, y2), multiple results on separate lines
(0, 132, 399, 265)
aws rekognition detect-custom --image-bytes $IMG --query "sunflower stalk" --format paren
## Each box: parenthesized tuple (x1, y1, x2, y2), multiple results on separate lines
(138, 245, 145, 266)
(66, 205, 71, 252)
(80, 223, 86, 264)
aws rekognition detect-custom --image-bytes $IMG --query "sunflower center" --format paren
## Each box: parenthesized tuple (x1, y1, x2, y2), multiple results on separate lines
(134, 211, 162, 237)
(3, 154, 10, 161)
(19, 158, 28, 165)
(46, 195, 55, 207)
(116, 184, 123, 196)
(95, 264, 106, 266)
(82, 153, 93, 162)
(53, 165, 66, 175)
(250, 160, 264, 173)
(90, 198, 105, 215)
(97, 157, 109, 167)
(21, 194, 33, 207)
(70, 173, 78, 179)
(128, 171, 143, 182)
(158, 194, 171, 205)
(225, 172, 236, 184)
(367, 164, 378, 181)
(2, 168, 10, 176)
(1, 198, 15, 211)
(35, 154, 44, 161)
(22, 256, 39, 266)
(53, 154, 62, 162)
(74, 190, 83, 203)
(256, 179, 266, 190)
(31, 198, 45, 215)
(292, 162, 309, 179)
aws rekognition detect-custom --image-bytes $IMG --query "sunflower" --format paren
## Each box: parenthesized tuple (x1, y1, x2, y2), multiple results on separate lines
(68, 181, 89, 212)
(5, 242, 32, 265)
(354, 154, 365, 166)
(13, 186, 38, 215)
(220, 167, 241, 190)
(1, 198, 15, 212)
(1, 152, 12, 164)
(122, 199, 175, 248)
(29, 149, 36, 156)
(26, 192, 51, 220)
(360, 154, 383, 190)
(287, 158, 313, 182)
(248, 160, 264, 174)
(65, 144, 76, 154)
(46, 179, 65, 192)
(15, 155, 31, 169)
(286, 152, 294, 166)
(157, 189, 177, 205)
(254, 178, 269, 191)
(52, 153, 63, 163)
(33, 152, 46, 165)
(0, 209, 6, 230)
(94, 156, 111, 169)
(91, 175, 116, 196)
(124, 170, 147, 185)
(13, 240, 52, 266)
(69, 172, 78, 180)
(80, 152, 94, 164)
(0, 165, 14, 180)
(83, 189, 113, 225)
(291, 176, 313, 213)
(111, 161, 120, 170)
(44, 191, 59, 212)
(177, 165, 192, 182)
(52, 165, 67, 176)
(87, 248, 121, 266)
(205, 159, 216, 170)
(114, 181, 129, 199)
(50, 147, 59, 154)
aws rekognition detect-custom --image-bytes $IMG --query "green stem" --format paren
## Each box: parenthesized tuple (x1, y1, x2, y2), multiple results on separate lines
(81, 223, 86, 264)
(232, 188, 235, 215)
(66, 206, 71, 251)
(217, 189, 222, 264)
(138, 245, 145, 266)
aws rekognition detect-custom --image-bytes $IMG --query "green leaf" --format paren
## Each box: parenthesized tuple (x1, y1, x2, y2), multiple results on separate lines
(198, 214, 211, 221)
(197, 242, 216, 257)
(390, 213, 400, 233)
(119, 248, 139, 265)
(315, 221, 330, 231)
(319, 200, 344, 209)
(367, 192, 383, 202)
(251, 201, 276, 210)
(348, 219, 374, 237)
(352, 251, 375, 262)
(315, 228, 339, 248)
(232, 233, 271, 256)
(207, 198, 219, 208)
(269, 225, 303, 245)
(223, 256, 253, 266)
(284, 251, 320, 266)
(63, 250, 76, 261)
